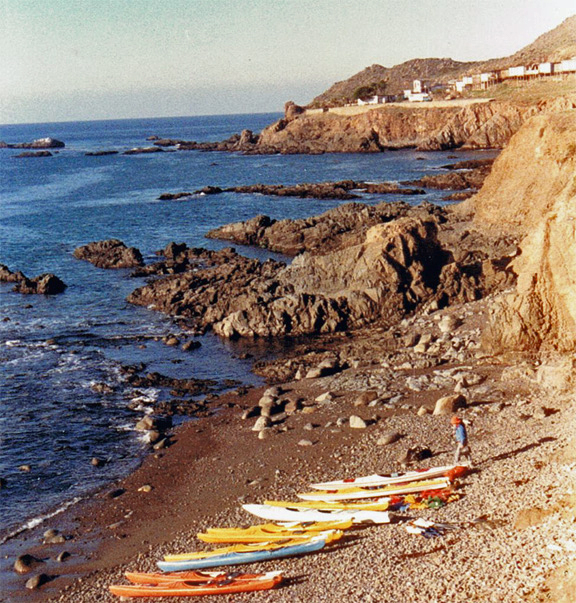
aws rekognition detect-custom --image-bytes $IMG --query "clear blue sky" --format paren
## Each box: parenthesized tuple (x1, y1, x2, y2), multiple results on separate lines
(1, 0, 574, 124)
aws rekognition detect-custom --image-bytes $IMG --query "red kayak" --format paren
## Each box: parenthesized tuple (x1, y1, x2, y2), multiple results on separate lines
(110, 571, 283, 597)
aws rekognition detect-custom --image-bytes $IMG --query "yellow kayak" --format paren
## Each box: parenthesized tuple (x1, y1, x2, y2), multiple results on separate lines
(164, 530, 343, 561)
(199, 520, 353, 543)
(297, 477, 450, 501)
(263, 499, 390, 511)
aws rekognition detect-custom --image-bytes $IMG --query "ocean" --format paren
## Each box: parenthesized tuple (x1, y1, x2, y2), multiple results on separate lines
(0, 112, 493, 541)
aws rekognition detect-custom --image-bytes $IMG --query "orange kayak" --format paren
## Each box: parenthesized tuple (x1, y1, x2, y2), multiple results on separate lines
(110, 572, 282, 597)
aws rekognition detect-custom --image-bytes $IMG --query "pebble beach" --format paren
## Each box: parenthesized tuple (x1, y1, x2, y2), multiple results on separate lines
(6, 295, 573, 603)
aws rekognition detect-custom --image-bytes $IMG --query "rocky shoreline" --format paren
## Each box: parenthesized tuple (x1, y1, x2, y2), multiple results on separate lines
(3, 107, 575, 602)
(140, 96, 576, 155)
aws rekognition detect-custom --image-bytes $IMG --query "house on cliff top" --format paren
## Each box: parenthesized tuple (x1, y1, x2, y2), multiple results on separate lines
(404, 80, 432, 102)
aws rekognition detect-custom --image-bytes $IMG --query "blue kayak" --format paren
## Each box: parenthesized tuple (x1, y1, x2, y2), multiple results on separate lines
(157, 535, 329, 571)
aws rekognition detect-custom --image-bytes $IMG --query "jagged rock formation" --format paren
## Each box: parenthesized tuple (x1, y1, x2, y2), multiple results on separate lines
(13, 274, 67, 295)
(160, 181, 423, 203)
(403, 159, 494, 191)
(129, 200, 515, 339)
(207, 201, 444, 257)
(73, 239, 143, 269)
(465, 110, 576, 353)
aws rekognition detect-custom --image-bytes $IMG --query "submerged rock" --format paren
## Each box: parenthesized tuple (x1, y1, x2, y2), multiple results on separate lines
(14, 151, 53, 158)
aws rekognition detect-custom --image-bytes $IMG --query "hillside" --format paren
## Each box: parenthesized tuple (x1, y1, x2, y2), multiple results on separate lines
(311, 58, 475, 107)
(310, 14, 576, 107)
(480, 14, 576, 71)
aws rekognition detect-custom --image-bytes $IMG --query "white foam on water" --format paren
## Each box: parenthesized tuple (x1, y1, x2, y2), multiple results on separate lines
(114, 422, 136, 432)
(0, 496, 82, 545)
(129, 387, 160, 407)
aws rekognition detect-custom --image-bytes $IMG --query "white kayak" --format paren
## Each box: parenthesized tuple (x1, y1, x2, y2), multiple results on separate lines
(242, 503, 390, 525)
(309, 464, 467, 491)
(263, 498, 390, 511)
(297, 477, 450, 502)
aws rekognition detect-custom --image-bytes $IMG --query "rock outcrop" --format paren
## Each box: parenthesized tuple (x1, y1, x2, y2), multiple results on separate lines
(13, 274, 67, 295)
(73, 239, 143, 269)
(161, 181, 424, 203)
(129, 200, 513, 338)
(0, 137, 65, 149)
(0, 264, 67, 294)
(404, 159, 494, 191)
(466, 110, 576, 353)
(254, 96, 576, 154)
(14, 151, 54, 158)
(207, 201, 444, 257)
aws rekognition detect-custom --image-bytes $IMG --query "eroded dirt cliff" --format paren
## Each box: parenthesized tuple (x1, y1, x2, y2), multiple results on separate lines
(463, 110, 576, 354)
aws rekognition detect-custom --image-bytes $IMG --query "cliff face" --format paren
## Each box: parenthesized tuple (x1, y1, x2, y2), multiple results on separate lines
(255, 96, 576, 153)
(470, 110, 576, 353)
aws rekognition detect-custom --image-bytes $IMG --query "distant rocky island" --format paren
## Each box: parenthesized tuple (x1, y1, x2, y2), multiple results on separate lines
(0, 137, 64, 149)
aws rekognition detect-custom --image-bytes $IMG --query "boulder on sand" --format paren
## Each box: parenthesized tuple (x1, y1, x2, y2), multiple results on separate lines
(14, 554, 43, 574)
(433, 393, 467, 415)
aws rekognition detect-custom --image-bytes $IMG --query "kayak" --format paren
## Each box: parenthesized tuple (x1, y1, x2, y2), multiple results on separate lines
(263, 499, 390, 511)
(110, 572, 283, 597)
(157, 534, 331, 572)
(125, 569, 282, 585)
(309, 465, 468, 490)
(242, 503, 390, 525)
(164, 530, 343, 561)
(204, 519, 353, 533)
(199, 520, 353, 543)
(297, 477, 450, 501)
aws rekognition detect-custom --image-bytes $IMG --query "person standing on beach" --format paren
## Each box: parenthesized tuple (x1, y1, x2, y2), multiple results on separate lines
(451, 416, 472, 466)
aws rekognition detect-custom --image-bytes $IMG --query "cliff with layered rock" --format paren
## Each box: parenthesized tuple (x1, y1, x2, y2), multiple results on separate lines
(254, 96, 576, 153)
(463, 110, 576, 354)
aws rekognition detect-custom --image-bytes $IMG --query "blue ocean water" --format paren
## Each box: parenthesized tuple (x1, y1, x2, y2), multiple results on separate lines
(0, 113, 494, 538)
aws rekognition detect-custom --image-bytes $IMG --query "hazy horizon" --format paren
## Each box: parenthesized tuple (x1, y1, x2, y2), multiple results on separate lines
(1, 0, 574, 125)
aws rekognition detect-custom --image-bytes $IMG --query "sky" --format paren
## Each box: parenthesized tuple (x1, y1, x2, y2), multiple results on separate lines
(1, 0, 574, 124)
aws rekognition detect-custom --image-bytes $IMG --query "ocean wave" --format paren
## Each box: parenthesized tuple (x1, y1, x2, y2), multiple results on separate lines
(0, 496, 82, 546)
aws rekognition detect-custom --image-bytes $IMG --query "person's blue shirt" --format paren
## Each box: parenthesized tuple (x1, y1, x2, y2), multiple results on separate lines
(455, 423, 468, 444)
